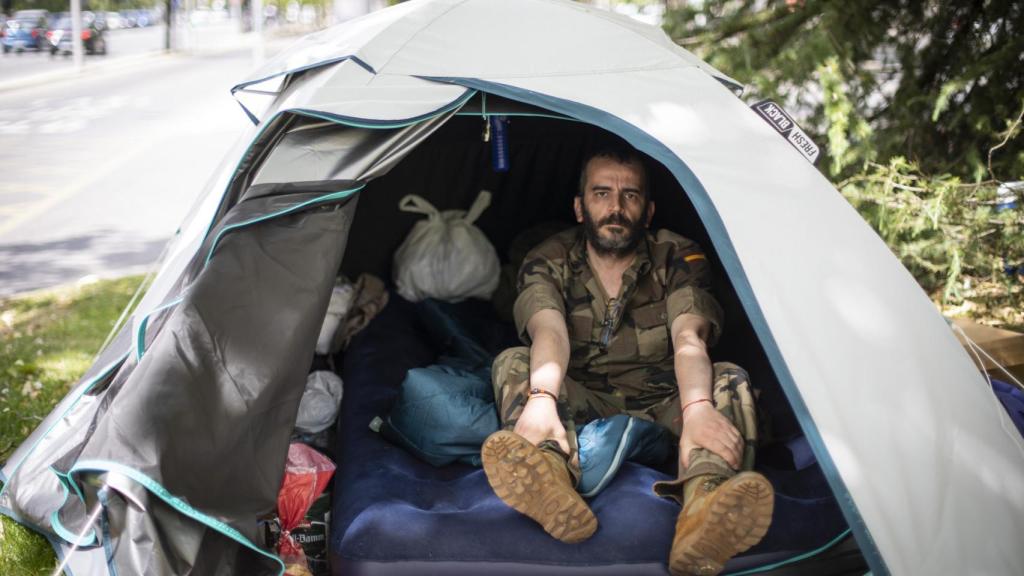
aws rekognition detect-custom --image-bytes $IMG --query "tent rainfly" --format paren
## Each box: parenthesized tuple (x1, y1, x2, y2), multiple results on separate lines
(2, 0, 1022, 575)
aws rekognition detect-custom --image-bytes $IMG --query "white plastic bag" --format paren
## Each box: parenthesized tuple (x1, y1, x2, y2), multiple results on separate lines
(295, 371, 344, 434)
(315, 281, 355, 355)
(393, 191, 500, 302)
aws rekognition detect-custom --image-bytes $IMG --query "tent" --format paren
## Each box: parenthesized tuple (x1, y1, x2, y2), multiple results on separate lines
(2, 0, 1023, 574)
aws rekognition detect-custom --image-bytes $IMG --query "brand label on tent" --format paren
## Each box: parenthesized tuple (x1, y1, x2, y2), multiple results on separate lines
(751, 100, 820, 165)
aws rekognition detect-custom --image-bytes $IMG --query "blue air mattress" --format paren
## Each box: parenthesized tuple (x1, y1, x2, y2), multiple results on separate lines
(330, 296, 851, 575)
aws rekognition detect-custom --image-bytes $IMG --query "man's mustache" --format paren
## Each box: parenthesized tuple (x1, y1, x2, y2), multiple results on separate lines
(599, 213, 635, 228)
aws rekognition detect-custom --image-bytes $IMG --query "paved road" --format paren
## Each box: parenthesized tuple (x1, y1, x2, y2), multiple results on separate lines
(0, 25, 168, 84)
(0, 42, 271, 296)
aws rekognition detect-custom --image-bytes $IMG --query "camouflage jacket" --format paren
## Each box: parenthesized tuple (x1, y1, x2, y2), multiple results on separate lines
(513, 227, 724, 400)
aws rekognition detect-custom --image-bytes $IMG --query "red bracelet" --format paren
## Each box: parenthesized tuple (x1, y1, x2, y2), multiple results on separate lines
(681, 398, 711, 415)
(528, 387, 558, 402)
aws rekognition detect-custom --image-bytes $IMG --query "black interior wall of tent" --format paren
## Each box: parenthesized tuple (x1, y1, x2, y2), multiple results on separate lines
(338, 110, 801, 443)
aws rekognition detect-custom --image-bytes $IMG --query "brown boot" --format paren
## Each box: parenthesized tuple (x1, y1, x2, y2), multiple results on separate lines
(481, 430, 598, 543)
(668, 472, 774, 575)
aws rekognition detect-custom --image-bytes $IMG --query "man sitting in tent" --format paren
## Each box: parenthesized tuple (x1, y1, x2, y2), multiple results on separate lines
(480, 144, 775, 576)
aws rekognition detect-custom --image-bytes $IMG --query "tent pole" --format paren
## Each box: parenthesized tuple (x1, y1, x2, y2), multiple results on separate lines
(50, 488, 107, 576)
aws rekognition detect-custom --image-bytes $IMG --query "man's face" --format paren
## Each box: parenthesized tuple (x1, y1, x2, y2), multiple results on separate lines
(574, 156, 654, 258)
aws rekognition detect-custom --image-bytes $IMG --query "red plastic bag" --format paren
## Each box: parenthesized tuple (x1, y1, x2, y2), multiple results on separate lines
(277, 443, 335, 574)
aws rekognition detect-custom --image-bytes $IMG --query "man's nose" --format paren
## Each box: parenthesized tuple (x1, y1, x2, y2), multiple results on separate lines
(611, 192, 626, 212)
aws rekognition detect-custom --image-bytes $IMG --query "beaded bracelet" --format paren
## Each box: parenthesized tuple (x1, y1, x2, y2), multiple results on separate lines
(528, 387, 558, 402)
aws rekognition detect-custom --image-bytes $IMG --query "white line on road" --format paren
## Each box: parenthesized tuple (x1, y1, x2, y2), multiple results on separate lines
(0, 137, 160, 237)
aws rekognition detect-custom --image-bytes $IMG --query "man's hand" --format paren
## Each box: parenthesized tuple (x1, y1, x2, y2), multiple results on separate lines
(513, 396, 571, 455)
(679, 401, 743, 470)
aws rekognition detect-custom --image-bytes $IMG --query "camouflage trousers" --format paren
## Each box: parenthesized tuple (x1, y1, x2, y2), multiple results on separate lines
(491, 346, 758, 495)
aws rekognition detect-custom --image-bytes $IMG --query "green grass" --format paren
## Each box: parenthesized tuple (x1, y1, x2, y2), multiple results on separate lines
(0, 275, 144, 576)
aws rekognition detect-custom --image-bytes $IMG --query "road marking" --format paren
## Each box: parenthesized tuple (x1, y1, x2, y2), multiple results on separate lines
(0, 95, 148, 135)
(0, 137, 159, 237)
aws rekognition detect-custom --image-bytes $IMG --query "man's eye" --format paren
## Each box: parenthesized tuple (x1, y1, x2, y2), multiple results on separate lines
(595, 191, 607, 197)
(625, 192, 638, 201)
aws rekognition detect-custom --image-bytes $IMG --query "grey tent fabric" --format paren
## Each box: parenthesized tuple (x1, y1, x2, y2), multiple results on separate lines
(2, 0, 1023, 574)
(0, 114, 457, 575)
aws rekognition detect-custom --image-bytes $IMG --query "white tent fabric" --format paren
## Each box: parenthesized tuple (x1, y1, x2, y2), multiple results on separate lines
(123, 0, 1023, 574)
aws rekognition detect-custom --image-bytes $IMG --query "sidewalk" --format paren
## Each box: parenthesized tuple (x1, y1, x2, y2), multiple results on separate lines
(0, 22, 300, 95)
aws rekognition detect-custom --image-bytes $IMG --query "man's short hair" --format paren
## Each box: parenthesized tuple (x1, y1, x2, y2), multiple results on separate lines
(577, 143, 649, 198)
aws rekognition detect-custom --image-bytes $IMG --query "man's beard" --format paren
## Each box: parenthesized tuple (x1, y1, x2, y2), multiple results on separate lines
(582, 203, 647, 258)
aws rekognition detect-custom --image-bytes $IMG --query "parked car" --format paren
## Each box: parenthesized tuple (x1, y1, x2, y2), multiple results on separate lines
(103, 11, 124, 30)
(1, 10, 50, 53)
(47, 13, 107, 56)
(120, 10, 152, 28)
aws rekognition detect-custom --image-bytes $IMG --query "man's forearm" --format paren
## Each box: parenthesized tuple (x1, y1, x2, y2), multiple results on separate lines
(671, 314, 715, 410)
(674, 334, 713, 408)
(529, 327, 570, 396)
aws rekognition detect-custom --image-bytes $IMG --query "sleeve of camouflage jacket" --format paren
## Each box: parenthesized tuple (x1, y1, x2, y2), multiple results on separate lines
(663, 233, 725, 347)
(512, 241, 567, 344)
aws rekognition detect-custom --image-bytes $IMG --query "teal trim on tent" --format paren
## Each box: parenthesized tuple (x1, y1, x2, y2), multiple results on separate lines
(290, 88, 476, 129)
(426, 76, 888, 576)
(203, 184, 367, 268)
(198, 88, 475, 262)
(135, 297, 184, 361)
(453, 111, 580, 122)
(70, 459, 286, 576)
(48, 466, 98, 547)
(231, 55, 377, 95)
(231, 55, 378, 124)
(725, 529, 854, 575)
(0, 352, 129, 501)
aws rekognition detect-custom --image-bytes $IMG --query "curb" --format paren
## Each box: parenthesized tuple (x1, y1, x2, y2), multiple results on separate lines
(0, 49, 171, 94)
(0, 32, 300, 95)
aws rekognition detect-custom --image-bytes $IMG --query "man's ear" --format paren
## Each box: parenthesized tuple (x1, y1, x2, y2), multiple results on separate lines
(574, 195, 584, 223)
(645, 200, 656, 227)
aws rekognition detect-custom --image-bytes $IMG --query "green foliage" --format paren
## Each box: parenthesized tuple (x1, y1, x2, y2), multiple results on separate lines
(839, 158, 1023, 303)
(665, 0, 1024, 316)
(0, 517, 53, 576)
(9, 0, 158, 15)
(664, 0, 1024, 182)
(0, 276, 144, 573)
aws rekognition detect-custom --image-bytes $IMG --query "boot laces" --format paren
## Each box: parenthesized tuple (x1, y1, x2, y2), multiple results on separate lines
(701, 476, 726, 493)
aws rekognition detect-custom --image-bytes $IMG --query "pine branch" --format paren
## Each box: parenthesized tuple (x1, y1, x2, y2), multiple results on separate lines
(987, 99, 1024, 183)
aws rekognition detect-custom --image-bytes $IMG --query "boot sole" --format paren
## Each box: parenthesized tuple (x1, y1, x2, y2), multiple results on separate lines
(670, 472, 774, 576)
(481, 431, 598, 543)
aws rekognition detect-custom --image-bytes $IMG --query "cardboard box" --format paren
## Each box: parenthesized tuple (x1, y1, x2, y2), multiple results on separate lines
(951, 317, 1024, 384)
